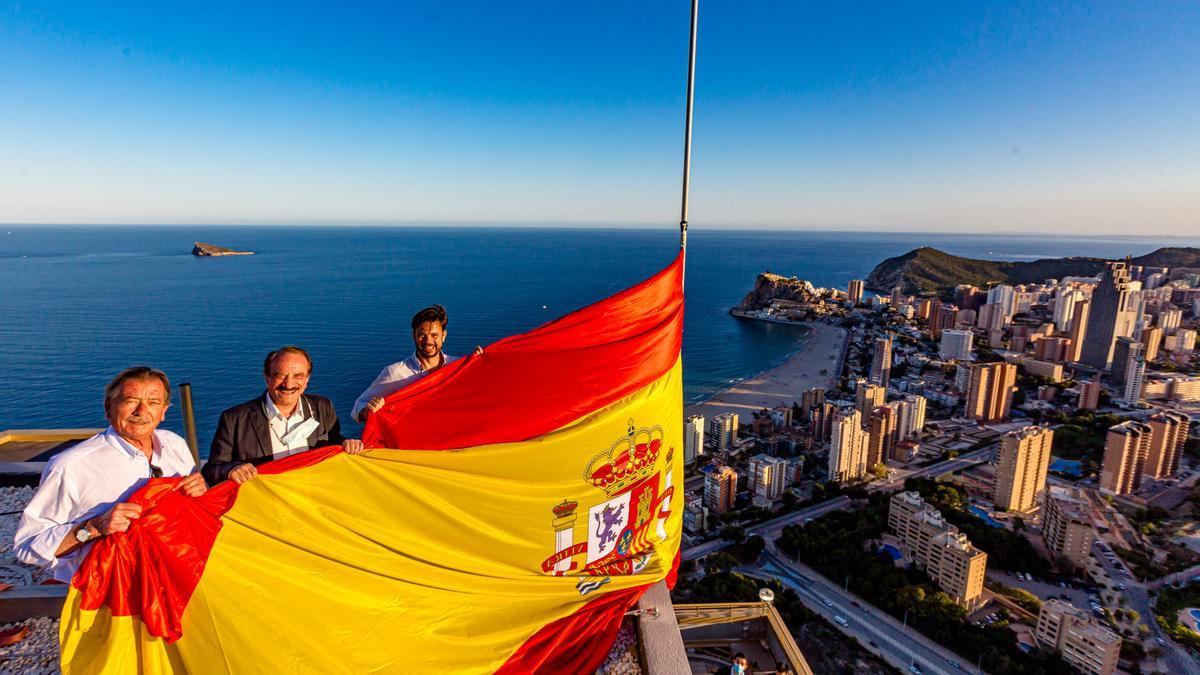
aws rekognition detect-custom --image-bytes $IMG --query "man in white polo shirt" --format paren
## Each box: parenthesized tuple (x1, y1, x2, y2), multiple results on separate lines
(13, 366, 207, 583)
(353, 305, 481, 423)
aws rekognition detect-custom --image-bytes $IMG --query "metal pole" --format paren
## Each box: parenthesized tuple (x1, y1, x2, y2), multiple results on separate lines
(179, 383, 200, 465)
(679, 0, 698, 275)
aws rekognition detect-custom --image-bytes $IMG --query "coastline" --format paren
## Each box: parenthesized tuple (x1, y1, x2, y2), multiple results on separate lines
(684, 320, 848, 421)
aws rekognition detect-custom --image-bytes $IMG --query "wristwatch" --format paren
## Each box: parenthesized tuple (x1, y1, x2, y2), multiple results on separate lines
(74, 522, 98, 544)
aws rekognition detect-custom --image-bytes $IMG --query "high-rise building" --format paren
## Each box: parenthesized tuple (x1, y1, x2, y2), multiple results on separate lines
(1110, 337, 1143, 386)
(1035, 600, 1121, 675)
(987, 284, 1016, 323)
(939, 329, 974, 361)
(888, 492, 987, 609)
(1043, 486, 1094, 571)
(1158, 307, 1183, 335)
(890, 286, 904, 307)
(976, 303, 1006, 332)
(1053, 288, 1086, 332)
(866, 406, 896, 469)
(953, 363, 973, 393)
(855, 380, 886, 418)
(869, 335, 893, 389)
(684, 415, 704, 464)
(748, 453, 788, 502)
(1077, 379, 1101, 411)
(800, 387, 825, 415)
(847, 279, 864, 305)
(1080, 262, 1135, 370)
(1100, 420, 1151, 495)
(993, 426, 1054, 513)
(1067, 299, 1090, 362)
(1173, 328, 1197, 353)
(915, 298, 935, 320)
(1120, 354, 1145, 405)
(931, 305, 957, 339)
(895, 394, 927, 440)
(704, 465, 738, 513)
(1141, 325, 1162, 361)
(708, 413, 738, 452)
(964, 362, 1018, 423)
(1034, 336, 1072, 363)
(828, 409, 867, 483)
(809, 402, 836, 443)
(1144, 411, 1190, 480)
(956, 285, 984, 311)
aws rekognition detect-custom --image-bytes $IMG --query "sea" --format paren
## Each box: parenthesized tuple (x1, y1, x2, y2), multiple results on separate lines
(2, 226, 1198, 456)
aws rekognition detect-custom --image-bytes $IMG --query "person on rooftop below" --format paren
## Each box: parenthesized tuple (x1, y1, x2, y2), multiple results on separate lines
(202, 346, 363, 485)
(13, 366, 207, 583)
(352, 305, 482, 423)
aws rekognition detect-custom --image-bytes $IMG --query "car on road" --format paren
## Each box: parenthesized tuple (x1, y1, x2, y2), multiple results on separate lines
(1156, 637, 1167, 647)
(869, 640, 878, 648)
(823, 599, 834, 607)
(949, 660, 961, 669)
(909, 664, 923, 674)
(834, 615, 849, 627)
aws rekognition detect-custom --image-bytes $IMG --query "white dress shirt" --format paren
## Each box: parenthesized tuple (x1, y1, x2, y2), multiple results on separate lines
(13, 427, 197, 582)
(351, 352, 456, 420)
(264, 394, 312, 459)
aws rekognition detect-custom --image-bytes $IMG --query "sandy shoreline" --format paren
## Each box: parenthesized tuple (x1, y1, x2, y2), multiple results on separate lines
(684, 321, 848, 421)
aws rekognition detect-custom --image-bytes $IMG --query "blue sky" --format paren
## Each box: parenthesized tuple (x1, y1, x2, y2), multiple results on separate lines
(1, 1, 1197, 233)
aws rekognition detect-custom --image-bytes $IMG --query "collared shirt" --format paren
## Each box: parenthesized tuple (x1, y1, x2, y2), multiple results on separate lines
(351, 352, 456, 420)
(13, 427, 196, 582)
(264, 394, 310, 459)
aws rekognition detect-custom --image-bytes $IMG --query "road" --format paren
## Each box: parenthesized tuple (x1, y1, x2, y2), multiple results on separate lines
(1090, 540, 1200, 674)
(749, 548, 974, 675)
(682, 497, 851, 560)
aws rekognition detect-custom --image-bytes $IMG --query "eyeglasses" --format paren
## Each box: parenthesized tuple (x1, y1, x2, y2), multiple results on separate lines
(149, 464, 163, 478)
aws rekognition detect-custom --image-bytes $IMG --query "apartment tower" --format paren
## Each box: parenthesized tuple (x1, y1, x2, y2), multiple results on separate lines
(964, 362, 1018, 423)
(993, 426, 1055, 513)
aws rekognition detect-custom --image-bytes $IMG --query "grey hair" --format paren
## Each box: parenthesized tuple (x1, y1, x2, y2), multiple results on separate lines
(104, 366, 172, 405)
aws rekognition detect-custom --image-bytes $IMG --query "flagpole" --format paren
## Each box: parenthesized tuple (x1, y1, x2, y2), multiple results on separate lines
(679, 0, 698, 283)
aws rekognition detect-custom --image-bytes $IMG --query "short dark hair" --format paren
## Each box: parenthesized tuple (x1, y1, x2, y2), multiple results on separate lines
(105, 366, 171, 405)
(411, 305, 448, 332)
(263, 346, 313, 376)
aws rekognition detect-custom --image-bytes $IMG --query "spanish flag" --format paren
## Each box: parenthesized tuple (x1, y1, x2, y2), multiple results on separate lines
(60, 253, 685, 673)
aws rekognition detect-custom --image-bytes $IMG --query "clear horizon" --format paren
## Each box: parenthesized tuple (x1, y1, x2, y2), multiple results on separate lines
(2, 2, 1198, 234)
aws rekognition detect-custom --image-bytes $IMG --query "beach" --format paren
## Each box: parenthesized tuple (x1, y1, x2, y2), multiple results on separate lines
(684, 321, 849, 421)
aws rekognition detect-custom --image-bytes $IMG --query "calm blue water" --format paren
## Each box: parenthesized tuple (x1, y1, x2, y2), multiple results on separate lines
(1050, 458, 1084, 476)
(2, 226, 1198, 456)
(879, 544, 902, 560)
(967, 505, 1005, 529)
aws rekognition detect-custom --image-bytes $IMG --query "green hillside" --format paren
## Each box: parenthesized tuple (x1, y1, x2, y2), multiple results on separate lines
(866, 246, 1200, 297)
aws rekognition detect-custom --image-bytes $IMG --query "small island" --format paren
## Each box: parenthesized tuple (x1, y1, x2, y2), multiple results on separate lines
(191, 242, 254, 257)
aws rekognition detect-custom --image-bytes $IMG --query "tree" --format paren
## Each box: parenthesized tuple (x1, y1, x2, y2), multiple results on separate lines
(706, 552, 738, 575)
(719, 525, 746, 543)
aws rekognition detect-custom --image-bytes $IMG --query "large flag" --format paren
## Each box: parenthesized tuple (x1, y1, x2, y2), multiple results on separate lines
(59, 252, 685, 673)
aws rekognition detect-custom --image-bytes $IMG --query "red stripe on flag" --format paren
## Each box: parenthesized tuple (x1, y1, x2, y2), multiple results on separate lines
(363, 252, 683, 450)
(72, 446, 344, 640)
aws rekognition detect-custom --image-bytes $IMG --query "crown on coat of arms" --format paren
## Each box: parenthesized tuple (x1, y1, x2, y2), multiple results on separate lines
(584, 419, 663, 495)
(552, 499, 579, 519)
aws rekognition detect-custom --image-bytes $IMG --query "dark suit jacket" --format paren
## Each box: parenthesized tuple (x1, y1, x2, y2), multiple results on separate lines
(202, 393, 346, 485)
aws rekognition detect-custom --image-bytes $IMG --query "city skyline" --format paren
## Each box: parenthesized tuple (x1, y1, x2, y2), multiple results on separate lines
(2, 2, 1198, 233)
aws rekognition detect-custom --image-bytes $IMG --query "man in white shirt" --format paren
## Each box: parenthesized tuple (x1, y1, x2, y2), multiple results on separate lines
(13, 367, 207, 583)
(353, 305, 481, 422)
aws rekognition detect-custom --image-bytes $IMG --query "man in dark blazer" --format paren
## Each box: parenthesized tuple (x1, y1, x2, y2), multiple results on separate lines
(202, 346, 364, 485)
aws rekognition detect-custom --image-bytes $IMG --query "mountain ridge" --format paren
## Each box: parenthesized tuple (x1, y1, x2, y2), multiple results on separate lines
(866, 246, 1200, 297)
